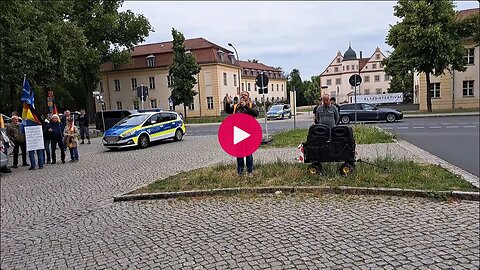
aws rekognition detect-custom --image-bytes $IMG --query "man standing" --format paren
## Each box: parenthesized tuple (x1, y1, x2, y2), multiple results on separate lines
(313, 97, 322, 124)
(224, 91, 259, 177)
(6, 116, 29, 168)
(330, 97, 341, 124)
(78, 109, 91, 144)
(316, 94, 339, 128)
(46, 114, 66, 164)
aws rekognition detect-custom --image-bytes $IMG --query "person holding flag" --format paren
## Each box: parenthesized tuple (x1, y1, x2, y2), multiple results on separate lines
(20, 75, 45, 170)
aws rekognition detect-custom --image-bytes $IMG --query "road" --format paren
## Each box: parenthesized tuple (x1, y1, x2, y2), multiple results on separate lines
(187, 115, 480, 176)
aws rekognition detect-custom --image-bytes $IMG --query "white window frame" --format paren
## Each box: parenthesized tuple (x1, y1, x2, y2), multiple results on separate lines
(150, 99, 157, 108)
(375, 88, 382, 94)
(372, 63, 377, 69)
(233, 74, 237, 86)
(364, 76, 370, 83)
(335, 78, 341, 85)
(207, 97, 214, 110)
(430, 83, 441, 98)
(465, 48, 475, 65)
(374, 75, 380, 82)
(463, 80, 474, 97)
(223, 73, 227, 86)
(131, 78, 137, 91)
(326, 79, 332, 86)
(116, 101, 123, 110)
(149, 77, 155, 89)
(114, 80, 120, 92)
(167, 75, 174, 87)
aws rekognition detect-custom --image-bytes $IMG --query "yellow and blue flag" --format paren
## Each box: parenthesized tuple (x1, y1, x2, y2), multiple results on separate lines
(21, 76, 42, 126)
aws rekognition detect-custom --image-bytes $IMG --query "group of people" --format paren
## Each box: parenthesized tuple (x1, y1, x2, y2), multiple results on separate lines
(224, 91, 341, 177)
(0, 109, 91, 173)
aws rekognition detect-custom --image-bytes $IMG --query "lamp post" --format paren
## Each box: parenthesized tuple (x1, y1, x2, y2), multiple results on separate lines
(92, 91, 106, 133)
(228, 43, 242, 95)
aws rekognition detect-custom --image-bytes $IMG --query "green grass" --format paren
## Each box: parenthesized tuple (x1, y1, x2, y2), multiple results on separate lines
(265, 125, 394, 148)
(132, 159, 478, 194)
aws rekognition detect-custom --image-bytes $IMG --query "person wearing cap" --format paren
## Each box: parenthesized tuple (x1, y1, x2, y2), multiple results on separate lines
(46, 114, 66, 164)
(224, 91, 259, 177)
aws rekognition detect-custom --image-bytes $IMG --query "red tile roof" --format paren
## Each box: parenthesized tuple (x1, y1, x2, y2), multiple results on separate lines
(131, 37, 233, 57)
(456, 8, 479, 21)
(238, 61, 280, 72)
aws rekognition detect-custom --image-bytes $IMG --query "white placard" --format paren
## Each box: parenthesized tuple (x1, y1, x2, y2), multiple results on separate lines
(351, 93, 404, 104)
(24, 125, 45, 151)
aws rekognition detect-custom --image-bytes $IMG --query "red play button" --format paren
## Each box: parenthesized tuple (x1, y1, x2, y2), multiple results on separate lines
(218, 114, 263, 158)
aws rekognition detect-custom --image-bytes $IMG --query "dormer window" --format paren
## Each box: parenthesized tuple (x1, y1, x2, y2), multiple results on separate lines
(146, 54, 155, 67)
(228, 53, 236, 64)
(217, 49, 225, 62)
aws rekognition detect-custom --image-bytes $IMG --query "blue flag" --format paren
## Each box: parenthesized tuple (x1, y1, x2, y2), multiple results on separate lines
(21, 75, 35, 108)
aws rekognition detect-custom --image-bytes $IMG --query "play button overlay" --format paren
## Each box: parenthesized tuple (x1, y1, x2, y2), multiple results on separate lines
(218, 114, 262, 158)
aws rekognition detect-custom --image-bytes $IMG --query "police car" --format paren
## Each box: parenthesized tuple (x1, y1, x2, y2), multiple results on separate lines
(102, 111, 185, 150)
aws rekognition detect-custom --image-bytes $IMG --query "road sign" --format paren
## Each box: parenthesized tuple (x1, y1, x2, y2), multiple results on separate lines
(349, 74, 362, 87)
(255, 73, 269, 88)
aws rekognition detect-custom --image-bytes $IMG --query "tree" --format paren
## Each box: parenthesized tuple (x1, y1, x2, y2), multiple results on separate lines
(383, 51, 414, 101)
(385, 0, 470, 112)
(304, 75, 321, 105)
(287, 69, 309, 106)
(168, 28, 201, 121)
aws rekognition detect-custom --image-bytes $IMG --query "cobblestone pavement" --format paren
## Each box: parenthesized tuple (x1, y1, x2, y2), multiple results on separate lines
(1, 136, 479, 269)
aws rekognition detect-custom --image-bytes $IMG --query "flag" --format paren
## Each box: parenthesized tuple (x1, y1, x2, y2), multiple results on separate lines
(21, 76, 42, 126)
(52, 103, 58, 115)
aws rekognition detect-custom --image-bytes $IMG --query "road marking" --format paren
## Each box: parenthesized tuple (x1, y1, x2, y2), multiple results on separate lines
(442, 123, 453, 125)
(382, 127, 393, 130)
(458, 123, 468, 125)
(464, 126, 476, 128)
(446, 126, 459, 128)
(397, 127, 408, 129)
(412, 126, 425, 129)
(429, 126, 441, 129)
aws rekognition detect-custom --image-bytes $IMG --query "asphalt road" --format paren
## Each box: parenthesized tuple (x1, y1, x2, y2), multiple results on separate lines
(187, 115, 480, 177)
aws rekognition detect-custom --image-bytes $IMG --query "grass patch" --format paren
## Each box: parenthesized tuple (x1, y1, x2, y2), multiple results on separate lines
(266, 124, 394, 148)
(404, 108, 479, 114)
(132, 159, 478, 194)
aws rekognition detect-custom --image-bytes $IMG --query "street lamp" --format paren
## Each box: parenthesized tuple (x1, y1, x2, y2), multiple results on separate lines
(92, 91, 106, 133)
(228, 43, 242, 95)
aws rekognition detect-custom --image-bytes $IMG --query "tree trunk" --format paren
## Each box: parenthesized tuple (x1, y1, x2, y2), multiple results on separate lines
(183, 104, 187, 122)
(425, 72, 432, 112)
(83, 70, 95, 123)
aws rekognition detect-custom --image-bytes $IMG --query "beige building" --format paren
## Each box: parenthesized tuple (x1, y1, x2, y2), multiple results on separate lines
(414, 8, 479, 111)
(319, 45, 391, 103)
(97, 38, 286, 117)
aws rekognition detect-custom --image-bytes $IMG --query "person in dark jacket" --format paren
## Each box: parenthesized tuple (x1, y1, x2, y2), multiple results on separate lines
(224, 91, 259, 177)
(46, 114, 65, 164)
(42, 114, 52, 164)
(78, 109, 90, 144)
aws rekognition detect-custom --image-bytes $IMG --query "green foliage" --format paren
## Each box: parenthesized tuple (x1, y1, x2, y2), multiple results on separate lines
(168, 28, 201, 120)
(287, 69, 309, 106)
(304, 75, 321, 105)
(385, 0, 471, 112)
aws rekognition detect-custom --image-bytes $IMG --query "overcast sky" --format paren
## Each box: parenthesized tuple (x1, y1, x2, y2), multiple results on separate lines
(120, 1, 479, 80)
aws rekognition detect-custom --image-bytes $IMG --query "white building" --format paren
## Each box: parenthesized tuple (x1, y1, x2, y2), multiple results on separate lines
(319, 45, 391, 103)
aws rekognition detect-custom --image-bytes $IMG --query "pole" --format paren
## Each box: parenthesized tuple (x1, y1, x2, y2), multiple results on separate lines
(228, 43, 241, 95)
(140, 84, 144, 110)
(354, 83, 357, 123)
(261, 72, 268, 138)
(293, 86, 296, 129)
(100, 100, 106, 133)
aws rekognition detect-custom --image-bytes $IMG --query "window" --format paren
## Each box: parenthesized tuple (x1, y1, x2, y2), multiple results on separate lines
(463, 80, 474, 97)
(207, 97, 214, 109)
(217, 50, 225, 62)
(247, 83, 251, 91)
(364, 89, 370, 95)
(276, 97, 279, 101)
(271, 84, 274, 91)
(150, 99, 157, 108)
(374, 75, 380, 82)
(375, 88, 382, 94)
(116, 101, 123, 110)
(233, 74, 237, 86)
(131, 78, 137, 91)
(281, 84, 284, 91)
(335, 78, 341, 85)
(334, 67, 339, 72)
(351, 65, 355, 70)
(326, 79, 332, 86)
(188, 103, 195, 110)
(167, 75, 174, 87)
(365, 65, 368, 69)
(372, 64, 377, 69)
(376, 54, 380, 60)
(430, 83, 440, 98)
(101, 103, 107, 111)
(364, 76, 370, 83)
(277, 84, 279, 91)
(379, 63, 384, 68)
(465, 48, 475, 65)
(99, 81, 104, 92)
(149, 77, 155, 89)
(346, 65, 350, 71)
(343, 66, 345, 71)
(146, 55, 155, 67)
(114, 80, 120, 91)
(363, 104, 376, 110)
(241, 83, 244, 91)
(223, 73, 227, 85)
(133, 99, 139, 110)
(336, 58, 341, 63)
(326, 69, 329, 73)
(384, 75, 390, 81)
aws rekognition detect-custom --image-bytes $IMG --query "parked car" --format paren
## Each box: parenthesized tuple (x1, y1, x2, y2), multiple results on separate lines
(102, 111, 185, 150)
(338, 103, 403, 124)
(0, 129, 8, 170)
(267, 104, 292, 120)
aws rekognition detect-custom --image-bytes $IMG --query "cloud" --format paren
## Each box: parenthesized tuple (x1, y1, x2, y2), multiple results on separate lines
(120, 1, 479, 80)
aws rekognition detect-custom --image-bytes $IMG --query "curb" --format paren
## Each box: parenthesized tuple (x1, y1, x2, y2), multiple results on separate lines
(113, 186, 479, 202)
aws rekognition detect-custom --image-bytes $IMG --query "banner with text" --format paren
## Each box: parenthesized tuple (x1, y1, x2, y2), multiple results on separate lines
(25, 125, 45, 151)
(351, 93, 404, 104)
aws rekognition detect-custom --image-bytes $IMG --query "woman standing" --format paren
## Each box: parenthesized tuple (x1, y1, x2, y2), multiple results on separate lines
(64, 117, 79, 162)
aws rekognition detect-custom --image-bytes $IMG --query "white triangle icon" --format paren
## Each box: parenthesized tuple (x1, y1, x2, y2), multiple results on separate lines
(234, 126, 250, 145)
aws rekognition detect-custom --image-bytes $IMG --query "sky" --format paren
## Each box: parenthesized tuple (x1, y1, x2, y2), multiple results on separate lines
(119, 1, 479, 80)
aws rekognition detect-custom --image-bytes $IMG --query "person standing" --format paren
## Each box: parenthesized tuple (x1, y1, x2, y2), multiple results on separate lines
(6, 116, 29, 168)
(60, 110, 72, 130)
(42, 114, 52, 164)
(316, 94, 339, 128)
(46, 114, 66, 164)
(313, 97, 322, 124)
(64, 117, 79, 162)
(78, 109, 91, 144)
(224, 91, 259, 177)
(0, 115, 12, 173)
(27, 141, 45, 170)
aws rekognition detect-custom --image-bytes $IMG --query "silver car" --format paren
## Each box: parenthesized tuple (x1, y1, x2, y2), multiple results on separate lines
(0, 129, 8, 169)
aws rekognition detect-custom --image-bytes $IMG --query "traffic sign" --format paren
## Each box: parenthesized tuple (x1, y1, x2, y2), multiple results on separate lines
(349, 74, 362, 87)
(255, 73, 269, 88)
